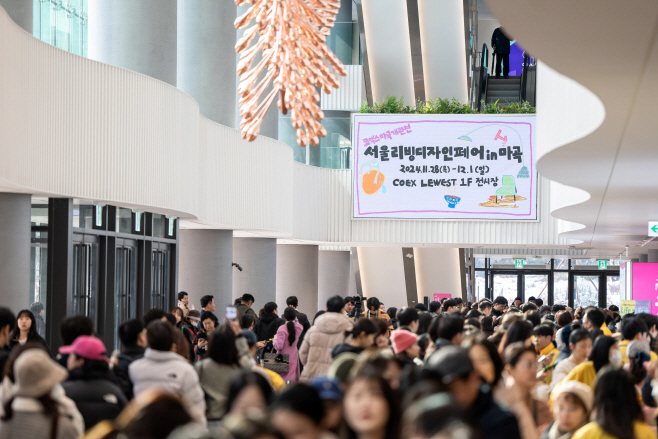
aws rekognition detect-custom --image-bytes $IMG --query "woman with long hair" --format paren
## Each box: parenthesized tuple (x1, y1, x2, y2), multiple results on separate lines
(572, 369, 654, 439)
(0, 349, 79, 438)
(551, 329, 593, 390)
(332, 319, 378, 358)
(273, 307, 304, 383)
(271, 384, 327, 439)
(559, 336, 620, 391)
(499, 320, 533, 355)
(463, 334, 504, 390)
(501, 343, 553, 437)
(195, 325, 245, 426)
(9, 310, 48, 353)
(481, 316, 495, 338)
(342, 372, 400, 439)
(226, 371, 273, 418)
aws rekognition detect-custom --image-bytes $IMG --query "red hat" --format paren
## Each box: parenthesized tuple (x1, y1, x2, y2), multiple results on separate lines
(59, 335, 108, 361)
(390, 330, 418, 354)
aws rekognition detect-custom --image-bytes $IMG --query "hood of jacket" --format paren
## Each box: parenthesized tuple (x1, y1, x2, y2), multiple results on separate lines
(314, 312, 353, 334)
(259, 313, 280, 324)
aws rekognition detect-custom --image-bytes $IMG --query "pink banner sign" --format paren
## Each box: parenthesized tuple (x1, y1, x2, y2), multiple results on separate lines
(632, 263, 658, 315)
(433, 294, 453, 302)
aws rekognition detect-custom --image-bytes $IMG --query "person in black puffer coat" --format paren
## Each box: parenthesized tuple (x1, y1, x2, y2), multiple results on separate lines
(61, 336, 128, 431)
(254, 302, 285, 342)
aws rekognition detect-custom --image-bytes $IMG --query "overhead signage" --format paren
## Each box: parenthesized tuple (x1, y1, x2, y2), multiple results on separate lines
(515, 259, 525, 269)
(352, 114, 537, 220)
(598, 260, 608, 270)
(649, 222, 658, 236)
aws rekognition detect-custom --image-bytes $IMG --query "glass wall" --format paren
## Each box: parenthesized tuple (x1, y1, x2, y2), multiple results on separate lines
(474, 258, 622, 307)
(326, 22, 362, 66)
(279, 117, 352, 169)
(33, 0, 88, 57)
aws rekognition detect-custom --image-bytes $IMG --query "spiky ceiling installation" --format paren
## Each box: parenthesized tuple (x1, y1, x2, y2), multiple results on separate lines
(235, 0, 347, 146)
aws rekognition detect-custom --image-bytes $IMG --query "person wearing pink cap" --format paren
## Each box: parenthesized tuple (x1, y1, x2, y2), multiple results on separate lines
(61, 335, 128, 431)
(390, 330, 420, 366)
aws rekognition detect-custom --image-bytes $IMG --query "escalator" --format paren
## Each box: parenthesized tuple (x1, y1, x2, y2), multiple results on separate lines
(470, 44, 536, 111)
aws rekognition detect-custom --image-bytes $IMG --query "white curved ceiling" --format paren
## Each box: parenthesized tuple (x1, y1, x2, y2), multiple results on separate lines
(486, 0, 658, 257)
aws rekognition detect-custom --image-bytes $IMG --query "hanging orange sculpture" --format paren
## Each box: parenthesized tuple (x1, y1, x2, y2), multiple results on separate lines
(235, 0, 347, 147)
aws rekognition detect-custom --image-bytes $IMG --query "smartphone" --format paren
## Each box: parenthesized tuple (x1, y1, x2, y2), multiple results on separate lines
(226, 306, 237, 321)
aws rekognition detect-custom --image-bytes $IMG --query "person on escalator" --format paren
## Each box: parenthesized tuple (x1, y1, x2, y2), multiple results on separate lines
(492, 27, 511, 77)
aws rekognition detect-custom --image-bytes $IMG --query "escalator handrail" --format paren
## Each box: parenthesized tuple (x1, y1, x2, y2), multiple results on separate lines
(520, 53, 530, 102)
(478, 44, 489, 111)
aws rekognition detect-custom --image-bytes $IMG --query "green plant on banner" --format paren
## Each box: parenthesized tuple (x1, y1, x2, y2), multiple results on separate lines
(359, 96, 535, 114)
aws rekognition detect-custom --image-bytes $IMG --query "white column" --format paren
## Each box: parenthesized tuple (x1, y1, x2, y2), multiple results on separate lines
(318, 250, 351, 312)
(358, 247, 407, 309)
(178, 229, 233, 311)
(178, 0, 236, 126)
(233, 238, 277, 310)
(361, 0, 415, 104)
(88, 0, 177, 86)
(235, 4, 278, 140)
(418, 0, 468, 102)
(276, 244, 319, 316)
(0, 0, 31, 33)
(0, 194, 31, 313)
(413, 247, 463, 303)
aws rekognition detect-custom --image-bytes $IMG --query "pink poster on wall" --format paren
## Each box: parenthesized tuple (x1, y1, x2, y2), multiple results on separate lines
(433, 294, 452, 302)
(631, 263, 658, 315)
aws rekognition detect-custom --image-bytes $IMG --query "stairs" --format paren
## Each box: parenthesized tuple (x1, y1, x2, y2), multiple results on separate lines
(486, 76, 521, 104)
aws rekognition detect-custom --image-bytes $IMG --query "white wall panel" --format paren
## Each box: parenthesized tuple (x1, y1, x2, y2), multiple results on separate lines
(414, 247, 462, 302)
(0, 6, 573, 249)
(358, 247, 407, 308)
(321, 65, 363, 111)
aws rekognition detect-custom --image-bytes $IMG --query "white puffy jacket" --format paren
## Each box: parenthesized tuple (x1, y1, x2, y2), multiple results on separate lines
(129, 348, 206, 424)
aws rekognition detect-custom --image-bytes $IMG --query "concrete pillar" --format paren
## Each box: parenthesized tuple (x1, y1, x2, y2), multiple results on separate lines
(0, 0, 31, 33)
(418, 0, 468, 102)
(0, 194, 31, 313)
(413, 247, 463, 304)
(88, 0, 177, 85)
(639, 254, 649, 263)
(318, 250, 351, 312)
(358, 247, 407, 309)
(178, 229, 233, 312)
(361, 0, 415, 104)
(178, 0, 236, 127)
(276, 245, 319, 317)
(648, 250, 658, 263)
(235, 4, 278, 140)
(233, 238, 277, 312)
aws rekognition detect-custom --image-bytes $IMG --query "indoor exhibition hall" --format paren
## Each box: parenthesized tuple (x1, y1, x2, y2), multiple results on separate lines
(0, 0, 657, 438)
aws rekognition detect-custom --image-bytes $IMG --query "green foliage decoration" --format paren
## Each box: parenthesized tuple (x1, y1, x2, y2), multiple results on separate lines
(359, 96, 535, 114)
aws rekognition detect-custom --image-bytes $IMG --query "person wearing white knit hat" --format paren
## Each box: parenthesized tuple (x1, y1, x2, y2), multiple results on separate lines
(541, 381, 592, 439)
(0, 349, 80, 439)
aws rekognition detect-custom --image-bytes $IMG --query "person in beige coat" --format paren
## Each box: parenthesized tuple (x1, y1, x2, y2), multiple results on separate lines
(299, 296, 354, 381)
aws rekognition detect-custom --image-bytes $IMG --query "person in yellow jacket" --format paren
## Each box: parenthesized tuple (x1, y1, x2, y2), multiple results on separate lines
(533, 323, 560, 385)
(572, 368, 656, 439)
(361, 297, 393, 335)
(618, 317, 658, 365)
(550, 336, 620, 405)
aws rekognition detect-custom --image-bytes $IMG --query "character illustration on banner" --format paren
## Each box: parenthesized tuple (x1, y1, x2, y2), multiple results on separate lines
(359, 160, 386, 195)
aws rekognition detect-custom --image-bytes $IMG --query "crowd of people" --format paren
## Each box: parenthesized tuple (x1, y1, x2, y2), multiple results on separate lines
(0, 292, 657, 439)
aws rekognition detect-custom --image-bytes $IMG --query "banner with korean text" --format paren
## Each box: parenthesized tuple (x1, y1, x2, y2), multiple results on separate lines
(352, 114, 537, 220)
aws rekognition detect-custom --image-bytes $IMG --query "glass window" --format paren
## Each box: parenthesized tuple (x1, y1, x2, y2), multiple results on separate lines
(116, 208, 132, 234)
(474, 258, 486, 269)
(30, 231, 48, 338)
(72, 200, 94, 229)
(492, 273, 518, 305)
(152, 214, 165, 238)
(31, 198, 49, 226)
(574, 275, 599, 308)
(607, 276, 620, 309)
(489, 257, 515, 265)
(524, 258, 552, 265)
(554, 258, 569, 270)
(524, 274, 549, 303)
(279, 117, 352, 169)
(554, 272, 568, 305)
(33, 0, 88, 57)
(71, 238, 99, 325)
(572, 259, 598, 266)
(475, 271, 485, 301)
(326, 22, 360, 66)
